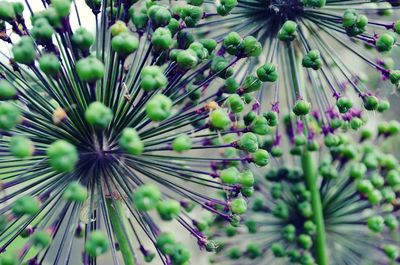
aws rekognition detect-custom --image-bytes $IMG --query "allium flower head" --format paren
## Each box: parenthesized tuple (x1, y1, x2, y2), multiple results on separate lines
(198, 0, 400, 134)
(0, 0, 272, 264)
(209, 119, 400, 265)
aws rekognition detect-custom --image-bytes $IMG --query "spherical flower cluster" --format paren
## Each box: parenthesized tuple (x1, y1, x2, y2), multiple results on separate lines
(0, 0, 272, 264)
(198, 0, 400, 139)
(208, 119, 400, 265)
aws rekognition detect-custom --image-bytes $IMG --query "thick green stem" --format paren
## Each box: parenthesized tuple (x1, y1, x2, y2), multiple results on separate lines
(106, 199, 135, 265)
(301, 151, 329, 265)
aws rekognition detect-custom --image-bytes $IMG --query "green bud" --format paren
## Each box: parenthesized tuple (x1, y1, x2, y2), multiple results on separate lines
(225, 94, 244, 113)
(363, 95, 379, 111)
(242, 75, 262, 93)
(224, 78, 239, 94)
(238, 132, 258, 153)
(376, 32, 397, 52)
(32, 231, 51, 249)
(240, 36, 262, 57)
(10, 135, 34, 158)
(152, 27, 173, 50)
(39, 53, 61, 77)
(12, 195, 40, 216)
(110, 20, 128, 36)
(112, 32, 139, 56)
(298, 234, 313, 249)
(389, 70, 400, 86)
(343, 9, 368, 36)
(252, 149, 270, 166)
(177, 49, 199, 69)
(85, 231, 109, 257)
(278, 20, 298, 41)
(52, 0, 72, 17)
(0, 79, 17, 100)
(132, 184, 161, 211)
(384, 245, 399, 260)
(230, 197, 247, 214)
(12, 36, 36, 65)
(63, 181, 87, 203)
(257, 63, 278, 82)
(119, 128, 144, 155)
(0, 102, 21, 130)
(377, 100, 390, 112)
(85, 102, 113, 128)
(172, 134, 192, 152)
(302, 49, 322, 70)
(223, 32, 242, 55)
(145, 94, 172, 121)
(177, 5, 202, 27)
(293, 100, 311, 116)
(220, 167, 239, 184)
(46, 140, 78, 172)
(156, 200, 181, 221)
(31, 18, 55, 42)
(140, 66, 167, 91)
(210, 109, 230, 129)
(216, 0, 237, 16)
(303, 0, 326, 8)
(0, 2, 16, 21)
(76, 57, 105, 82)
(129, 7, 148, 29)
(71, 27, 94, 51)
(367, 215, 384, 233)
(156, 232, 176, 255)
(336, 97, 353, 113)
(148, 6, 171, 27)
(271, 243, 285, 257)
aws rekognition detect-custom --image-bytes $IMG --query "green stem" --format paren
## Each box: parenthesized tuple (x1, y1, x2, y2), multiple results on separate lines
(301, 151, 329, 265)
(106, 199, 135, 265)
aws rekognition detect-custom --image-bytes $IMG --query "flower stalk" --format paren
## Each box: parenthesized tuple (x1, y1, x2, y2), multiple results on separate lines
(301, 151, 328, 265)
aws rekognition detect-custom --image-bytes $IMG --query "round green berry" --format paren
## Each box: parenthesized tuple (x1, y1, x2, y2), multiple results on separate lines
(12, 195, 40, 216)
(293, 100, 311, 116)
(278, 20, 298, 41)
(0, 79, 17, 100)
(119, 128, 144, 155)
(10, 135, 34, 158)
(220, 167, 239, 184)
(32, 231, 51, 249)
(85, 102, 113, 128)
(230, 198, 247, 214)
(152, 27, 172, 50)
(112, 32, 139, 57)
(156, 200, 181, 221)
(238, 132, 258, 153)
(145, 94, 172, 122)
(46, 140, 78, 172)
(257, 63, 278, 82)
(12, 36, 36, 65)
(52, 0, 72, 17)
(63, 181, 87, 203)
(71, 27, 95, 51)
(140, 66, 167, 91)
(172, 134, 192, 152)
(76, 57, 105, 82)
(210, 109, 230, 129)
(252, 149, 270, 167)
(39, 53, 61, 77)
(85, 231, 109, 257)
(0, 102, 21, 131)
(132, 184, 161, 211)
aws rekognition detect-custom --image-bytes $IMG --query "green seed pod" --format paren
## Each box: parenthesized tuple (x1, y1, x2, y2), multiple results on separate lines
(85, 102, 113, 128)
(250, 116, 270, 135)
(156, 200, 181, 221)
(85, 0, 102, 13)
(210, 109, 230, 129)
(216, 0, 237, 16)
(238, 132, 258, 153)
(148, 5, 171, 27)
(132, 184, 161, 211)
(11, 195, 40, 216)
(111, 32, 139, 57)
(211, 56, 233, 79)
(156, 232, 176, 255)
(350, 163, 367, 179)
(242, 75, 262, 93)
(230, 197, 247, 214)
(240, 36, 262, 57)
(350, 117, 363, 130)
(239, 170, 254, 187)
(298, 234, 313, 249)
(377, 100, 390, 112)
(223, 32, 242, 55)
(343, 9, 368, 36)
(76, 57, 105, 82)
(220, 167, 240, 184)
(376, 32, 397, 52)
(129, 7, 148, 30)
(227, 247, 241, 259)
(177, 49, 199, 69)
(85, 231, 109, 257)
(257, 63, 278, 82)
(0, 1, 16, 22)
(273, 201, 289, 219)
(367, 215, 384, 233)
(225, 94, 244, 113)
(293, 100, 311, 116)
(302, 49, 322, 70)
(304, 220, 316, 235)
(52, 0, 72, 17)
(187, 0, 203, 6)
(31, 18, 55, 42)
(140, 65, 167, 91)
(12, 36, 36, 65)
(71, 27, 94, 51)
(177, 5, 202, 27)
(394, 20, 400, 34)
(10, 135, 34, 158)
(0, 79, 17, 100)
(384, 214, 399, 231)
(119, 128, 144, 155)
(170, 243, 191, 264)
(278, 20, 298, 41)
(63, 181, 88, 203)
(271, 243, 285, 257)
(246, 243, 262, 259)
(172, 134, 192, 152)
(152, 27, 173, 50)
(189, 42, 209, 60)
(252, 149, 270, 167)
(110, 20, 128, 36)
(47, 140, 78, 172)
(167, 18, 180, 35)
(145, 94, 172, 121)
(199, 38, 217, 53)
(39, 53, 61, 77)
(363, 95, 379, 111)
(336, 97, 353, 113)
(32, 231, 51, 249)
(224, 77, 240, 94)
(389, 70, 400, 86)
(0, 102, 22, 130)
(384, 245, 399, 260)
